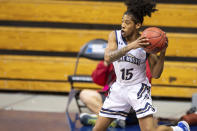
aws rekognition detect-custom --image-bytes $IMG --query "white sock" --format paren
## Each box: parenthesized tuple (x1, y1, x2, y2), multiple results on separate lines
(171, 126, 183, 131)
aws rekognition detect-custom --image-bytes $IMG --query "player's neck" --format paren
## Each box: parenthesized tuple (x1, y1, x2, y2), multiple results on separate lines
(125, 32, 140, 44)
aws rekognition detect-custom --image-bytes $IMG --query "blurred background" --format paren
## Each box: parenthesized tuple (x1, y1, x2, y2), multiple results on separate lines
(0, 0, 197, 130)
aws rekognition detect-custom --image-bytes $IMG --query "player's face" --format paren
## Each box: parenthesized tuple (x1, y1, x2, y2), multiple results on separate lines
(121, 14, 138, 37)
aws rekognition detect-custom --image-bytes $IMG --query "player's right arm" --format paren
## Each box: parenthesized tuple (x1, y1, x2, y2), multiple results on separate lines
(105, 31, 149, 64)
(104, 31, 121, 64)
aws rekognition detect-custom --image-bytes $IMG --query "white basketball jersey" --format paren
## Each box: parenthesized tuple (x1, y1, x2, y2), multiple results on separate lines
(113, 30, 150, 86)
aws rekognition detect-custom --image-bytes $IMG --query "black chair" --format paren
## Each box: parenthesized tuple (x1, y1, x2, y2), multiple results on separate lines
(66, 39, 107, 114)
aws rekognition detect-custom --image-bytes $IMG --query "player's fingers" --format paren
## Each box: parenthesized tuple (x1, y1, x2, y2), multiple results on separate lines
(139, 42, 150, 47)
(165, 37, 169, 44)
(138, 37, 149, 42)
(164, 42, 168, 48)
(164, 37, 168, 48)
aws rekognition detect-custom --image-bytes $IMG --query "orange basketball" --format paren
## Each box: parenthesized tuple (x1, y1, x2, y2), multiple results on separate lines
(141, 27, 167, 54)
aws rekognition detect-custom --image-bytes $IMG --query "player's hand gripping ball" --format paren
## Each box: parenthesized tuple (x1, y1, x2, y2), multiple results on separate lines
(141, 27, 167, 54)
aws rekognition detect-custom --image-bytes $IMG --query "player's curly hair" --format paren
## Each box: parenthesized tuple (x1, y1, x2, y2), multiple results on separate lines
(124, 0, 157, 24)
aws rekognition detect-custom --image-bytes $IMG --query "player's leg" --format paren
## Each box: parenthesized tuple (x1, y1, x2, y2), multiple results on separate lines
(138, 115, 173, 131)
(132, 83, 190, 131)
(139, 115, 190, 131)
(128, 83, 172, 131)
(79, 89, 103, 114)
(96, 82, 131, 129)
(93, 116, 114, 131)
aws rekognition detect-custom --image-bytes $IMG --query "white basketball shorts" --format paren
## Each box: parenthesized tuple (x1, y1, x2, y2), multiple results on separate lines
(99, 82, 156, 120)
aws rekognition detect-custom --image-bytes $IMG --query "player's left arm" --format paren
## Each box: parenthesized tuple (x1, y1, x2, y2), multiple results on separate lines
(148, 39, 168, 79)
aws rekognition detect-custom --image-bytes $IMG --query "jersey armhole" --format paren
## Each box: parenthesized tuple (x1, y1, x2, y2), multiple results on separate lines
(146, 53, 150, 60)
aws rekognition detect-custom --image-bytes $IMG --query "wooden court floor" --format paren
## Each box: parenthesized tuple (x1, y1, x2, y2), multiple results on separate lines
(1, 109, 197, 131)
(0, 109, 70, 131)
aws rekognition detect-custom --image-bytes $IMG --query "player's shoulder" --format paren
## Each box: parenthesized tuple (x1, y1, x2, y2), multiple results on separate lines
(109, 30, 116, 37)
(109, 30, 121, 36)
(108, 30, 117, 41)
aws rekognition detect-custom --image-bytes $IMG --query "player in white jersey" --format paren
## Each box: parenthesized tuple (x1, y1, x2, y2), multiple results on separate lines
(93, 0, 190, 131)
(113, 30, 149, 86)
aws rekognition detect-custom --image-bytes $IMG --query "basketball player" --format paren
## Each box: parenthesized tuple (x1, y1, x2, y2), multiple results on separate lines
(79, 60, 152, 127)
(93, 0, 190, 131)
(79, 60, 151, 115)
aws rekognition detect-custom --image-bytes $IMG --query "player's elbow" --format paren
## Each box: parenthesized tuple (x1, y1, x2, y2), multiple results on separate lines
(151, 68, 163, 79)
(104, 54, 111, 65)
(152, 75, 160, 79)
(152, 73, 161, 79)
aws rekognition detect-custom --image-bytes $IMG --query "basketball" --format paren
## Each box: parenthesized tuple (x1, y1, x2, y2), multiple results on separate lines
(141, 27, 167, 54)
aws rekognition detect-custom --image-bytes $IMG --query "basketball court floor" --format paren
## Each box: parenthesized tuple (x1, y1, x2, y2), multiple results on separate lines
(0, 92, 196, 131)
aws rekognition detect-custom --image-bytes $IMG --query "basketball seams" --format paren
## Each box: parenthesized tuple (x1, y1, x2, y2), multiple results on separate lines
(145, 30, 162, 39)
(145, 31, 162, 49)
(159, 31, 167, 50)
(149, 32, 165, 53)
(142, 27, 166, 54)
(159, 33, 166, 50)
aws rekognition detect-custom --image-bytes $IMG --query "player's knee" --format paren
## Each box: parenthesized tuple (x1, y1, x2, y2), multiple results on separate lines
(141, 126, 155, 131)
(79, 90, 93, 103)
(79, 90, 88, 102)
(142, 126, 167, 131)
(92, 126, 98, 131)
(155, 125, 169, 131)
(93, 125, 106, 131)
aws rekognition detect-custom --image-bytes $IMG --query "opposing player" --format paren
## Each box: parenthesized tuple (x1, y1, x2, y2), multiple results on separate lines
(93, 0, 190, 131)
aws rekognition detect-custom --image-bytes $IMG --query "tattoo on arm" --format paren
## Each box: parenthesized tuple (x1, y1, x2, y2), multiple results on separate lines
(108, 47, 127, 62)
